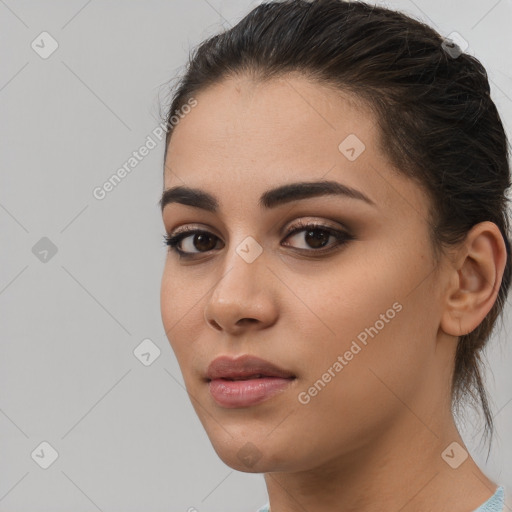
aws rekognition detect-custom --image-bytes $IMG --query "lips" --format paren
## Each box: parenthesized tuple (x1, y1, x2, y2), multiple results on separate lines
(205, 354, 296, 381)
(206, 355, 297, 408)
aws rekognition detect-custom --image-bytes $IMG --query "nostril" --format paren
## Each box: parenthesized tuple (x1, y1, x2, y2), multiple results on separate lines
(209, 319, 222, 330)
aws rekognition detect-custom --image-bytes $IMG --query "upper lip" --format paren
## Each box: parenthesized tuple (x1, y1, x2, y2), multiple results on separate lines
(205, 355, 296, 381)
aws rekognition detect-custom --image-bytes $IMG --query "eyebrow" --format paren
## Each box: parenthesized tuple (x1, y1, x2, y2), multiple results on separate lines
(159, 180, 376, 214)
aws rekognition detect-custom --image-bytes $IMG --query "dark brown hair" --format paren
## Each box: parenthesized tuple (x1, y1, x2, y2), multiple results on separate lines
(161, 0, 512, 452)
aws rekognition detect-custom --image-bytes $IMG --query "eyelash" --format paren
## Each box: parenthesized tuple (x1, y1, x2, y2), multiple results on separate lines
(162, 220, 354, 259)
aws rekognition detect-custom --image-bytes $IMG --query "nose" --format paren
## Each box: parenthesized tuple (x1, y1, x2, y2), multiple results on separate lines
(203, 246, 279, 334)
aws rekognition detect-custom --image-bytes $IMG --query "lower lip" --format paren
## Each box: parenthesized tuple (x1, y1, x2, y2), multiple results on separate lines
(208, 377, 295, 408)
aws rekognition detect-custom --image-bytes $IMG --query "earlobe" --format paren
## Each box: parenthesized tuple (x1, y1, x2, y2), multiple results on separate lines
(440, 221, 507, 337)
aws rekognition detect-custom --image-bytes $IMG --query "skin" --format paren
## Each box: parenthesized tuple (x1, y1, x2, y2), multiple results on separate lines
(160, 74, 507, 512)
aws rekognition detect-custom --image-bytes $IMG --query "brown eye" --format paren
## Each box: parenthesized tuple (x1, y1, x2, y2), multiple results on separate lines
(190, 233, 218, 252)
(164, 230, 223, 255)
(302, 228, 330, 249)
(163, 221, 352, 258)
(283, 222, 352, 252)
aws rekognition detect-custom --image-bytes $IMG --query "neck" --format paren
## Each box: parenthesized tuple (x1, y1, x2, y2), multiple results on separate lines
(264, 406, 496, 512)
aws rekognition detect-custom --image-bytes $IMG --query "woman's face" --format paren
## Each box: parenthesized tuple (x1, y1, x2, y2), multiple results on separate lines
(160, 75, 450, 472)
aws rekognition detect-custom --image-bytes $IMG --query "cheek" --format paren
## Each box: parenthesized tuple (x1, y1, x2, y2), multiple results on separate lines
(289, 297, 434, 463)
(293, 240, 435, 386)
(288, 254, 400, 347)
(160, 260, 208, 327)
(160, 266, 204, 364)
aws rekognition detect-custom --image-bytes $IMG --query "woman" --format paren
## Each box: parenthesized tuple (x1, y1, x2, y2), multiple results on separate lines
(159, 1, 510, 510)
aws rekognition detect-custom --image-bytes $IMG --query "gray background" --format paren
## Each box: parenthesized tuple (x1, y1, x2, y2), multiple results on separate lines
(1, 1, 511, 511)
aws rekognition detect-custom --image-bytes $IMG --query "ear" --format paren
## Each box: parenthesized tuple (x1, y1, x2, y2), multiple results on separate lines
(440, 221, 507, 337)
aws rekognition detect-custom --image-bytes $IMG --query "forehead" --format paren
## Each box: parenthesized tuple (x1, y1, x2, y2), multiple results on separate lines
(163, 74, 424, 217)
(166, 74, 375, 168)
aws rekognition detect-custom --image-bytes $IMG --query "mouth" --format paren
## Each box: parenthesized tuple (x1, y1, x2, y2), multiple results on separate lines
(207, 373, 296, 382)
(207, 376, 297, 408)
(205, 354, 296, 381)
(205, 354, 297, 408)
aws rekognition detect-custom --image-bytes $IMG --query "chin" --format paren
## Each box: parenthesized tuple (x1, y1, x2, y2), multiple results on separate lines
(212, 443, 285, 473)
(203, 425, 302, 473)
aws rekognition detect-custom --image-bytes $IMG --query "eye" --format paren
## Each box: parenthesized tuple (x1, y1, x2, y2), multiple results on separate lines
(281, 220, 353, 253)
(163, 220, 353, 258)
(163, 229, 223, 256)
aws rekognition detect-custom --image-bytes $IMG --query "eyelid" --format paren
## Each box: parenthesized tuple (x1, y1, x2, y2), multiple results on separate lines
(164, 217, 353, 258)
(169, 223, 215, 237)
(281, 216, 348, 236)
(168, 216, 348, 239)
